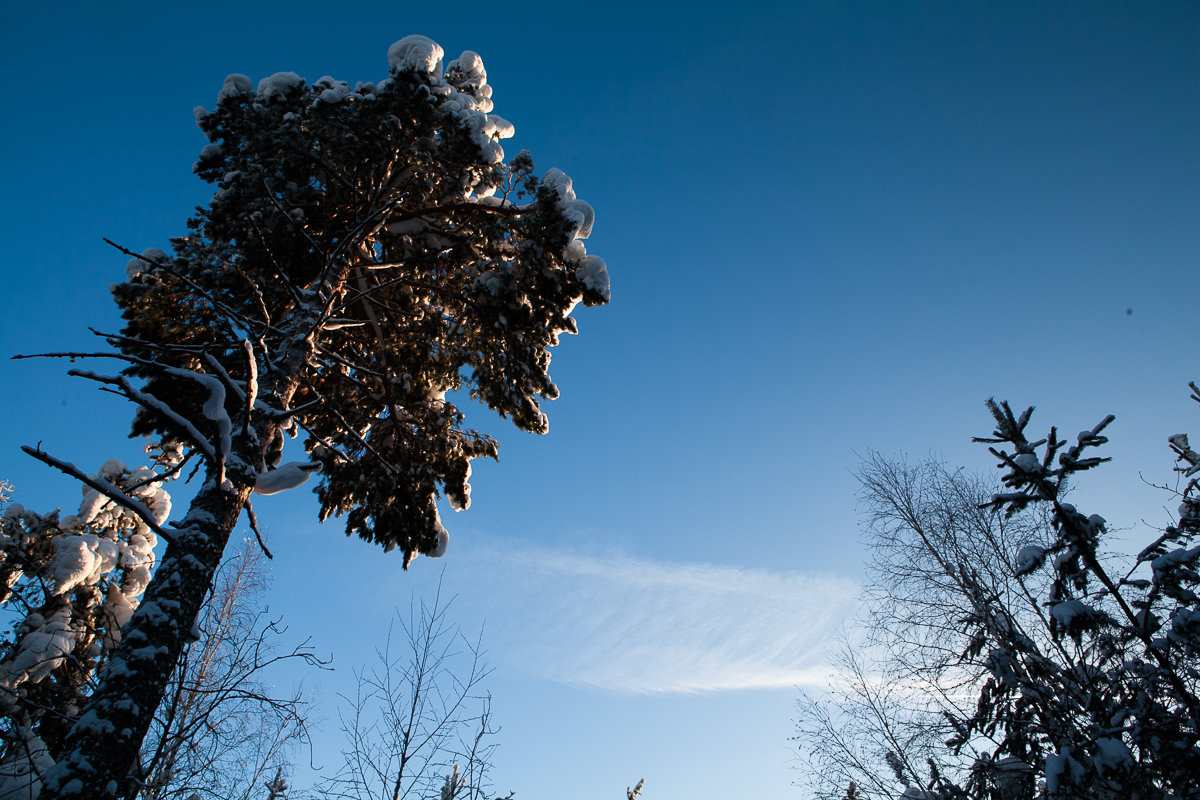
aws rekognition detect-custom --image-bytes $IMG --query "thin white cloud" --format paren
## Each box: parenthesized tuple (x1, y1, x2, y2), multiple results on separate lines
(451, 544, 859, 694)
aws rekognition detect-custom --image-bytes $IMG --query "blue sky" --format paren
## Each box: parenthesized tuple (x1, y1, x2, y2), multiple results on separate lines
(1, 2, 1198, 798)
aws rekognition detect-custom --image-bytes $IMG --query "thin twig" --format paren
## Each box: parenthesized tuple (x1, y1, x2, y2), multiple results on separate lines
(241, 500, 272, 560)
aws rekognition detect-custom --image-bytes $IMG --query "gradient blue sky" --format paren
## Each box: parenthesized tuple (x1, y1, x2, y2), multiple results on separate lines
(1, 3, 1197, 799)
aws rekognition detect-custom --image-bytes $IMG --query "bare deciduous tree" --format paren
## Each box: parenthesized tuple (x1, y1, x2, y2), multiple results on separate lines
(318, 589, 506, 800)
(795, 457, 1051, 799)
(131, 538, 319, 800)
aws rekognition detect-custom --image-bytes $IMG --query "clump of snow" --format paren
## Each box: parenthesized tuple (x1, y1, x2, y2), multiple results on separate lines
(217, 73, 253, 102)
(97, 459, 125, 481)
(1045, 747, 1086, 794)
(0, 457, 174, 721)
(257, 71, 305, 100)
(0, 607, 76, 691)
(429, 527, 449, 558)
(1093, 737, 1133, 773)
(563, 199, 595, 240)
(388, 35, 444, 75)
(103, 584, 137, 648)
(456, 112, 514, 164)
(1012, 453, 1041, 473)
(533, 169, 610, 302)
(446, 51, 491, 108)
(386, 219, 428, 236)
(48, 534, 120, 596)
(254, 461, 323, 495)
(125, 247, 168, 281)
(474, 271, 503, 296)
(447, 461, 472, 512)
(576, 255, 610, 302)
(0, 725, 53, 799)
(314, 75, 352, 104)
(1152, 544, 1200, 575)
(1050, 598, 1093, 630)
(541, 168, 575, 202)
(564, 239, 586, 262)
(1014, 545, 1046, 577)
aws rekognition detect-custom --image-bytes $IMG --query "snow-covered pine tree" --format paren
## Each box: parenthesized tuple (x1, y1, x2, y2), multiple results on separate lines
(797, 384, 1200, 800)
(30, 35, 608, 798)
(0, 458, 171, 797)
(958, 388, 1200, 798)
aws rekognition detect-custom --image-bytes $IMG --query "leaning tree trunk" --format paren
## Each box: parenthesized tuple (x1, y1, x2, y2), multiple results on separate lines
(38, 361, 306, 799)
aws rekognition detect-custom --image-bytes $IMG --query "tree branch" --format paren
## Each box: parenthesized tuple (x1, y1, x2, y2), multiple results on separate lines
(20, 446, 175, 545)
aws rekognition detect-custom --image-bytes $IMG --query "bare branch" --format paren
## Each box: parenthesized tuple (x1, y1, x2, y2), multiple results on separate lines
(241, 500, 273, 561)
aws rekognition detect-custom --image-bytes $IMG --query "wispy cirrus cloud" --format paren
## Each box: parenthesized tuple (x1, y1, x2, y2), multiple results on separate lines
(453, 544, 859, 694)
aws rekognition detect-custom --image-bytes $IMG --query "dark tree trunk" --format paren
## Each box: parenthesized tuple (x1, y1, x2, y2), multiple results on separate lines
(38, 475, 254, 799)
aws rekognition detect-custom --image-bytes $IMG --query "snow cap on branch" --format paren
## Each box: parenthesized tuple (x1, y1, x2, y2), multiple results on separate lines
(388, 35, 445, 76)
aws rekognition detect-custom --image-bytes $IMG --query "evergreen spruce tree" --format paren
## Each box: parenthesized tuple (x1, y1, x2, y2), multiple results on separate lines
(27, 35, 608, 798)
(795, 384, 1200, 799)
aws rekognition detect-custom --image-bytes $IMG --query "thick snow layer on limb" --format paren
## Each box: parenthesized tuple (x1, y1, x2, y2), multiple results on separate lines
(163, 367, 232, 458)
(48, 534, 120, 596)
(388, 35, 444, 75)
(0, 608, 76, 692)
(254, 462, 323, 495)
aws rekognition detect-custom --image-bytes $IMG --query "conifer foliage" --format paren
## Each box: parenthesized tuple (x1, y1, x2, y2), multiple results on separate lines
(795, 385, 1200, 799)
(28, 35, 607, 798)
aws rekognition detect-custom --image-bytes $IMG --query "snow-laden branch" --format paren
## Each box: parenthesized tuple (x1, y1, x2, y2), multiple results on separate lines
(67, 370, 217, 462)
(161, 366, 234, 489)
(202, 352, 246, 404)
(253, 398, 322, 420)
(253, 462, 322, 496)
(242, 340, 258, 438)
(20, 446, 175, 545)
(161, 367, 232, 457)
